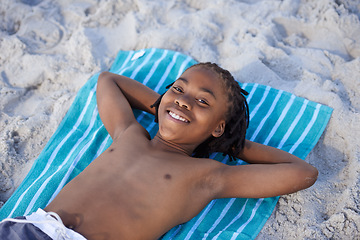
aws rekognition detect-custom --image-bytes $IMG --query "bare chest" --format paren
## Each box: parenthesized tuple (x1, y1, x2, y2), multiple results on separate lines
(86, 141, 215, 219)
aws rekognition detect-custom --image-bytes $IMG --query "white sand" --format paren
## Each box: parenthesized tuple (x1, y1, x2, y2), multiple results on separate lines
(0, 0, 359, 238)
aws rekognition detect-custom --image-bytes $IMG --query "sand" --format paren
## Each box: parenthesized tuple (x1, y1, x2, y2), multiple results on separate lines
(0, 0, 359, 239)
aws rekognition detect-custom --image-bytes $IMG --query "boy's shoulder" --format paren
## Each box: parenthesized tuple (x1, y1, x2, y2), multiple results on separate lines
(113, 121, 151, 141)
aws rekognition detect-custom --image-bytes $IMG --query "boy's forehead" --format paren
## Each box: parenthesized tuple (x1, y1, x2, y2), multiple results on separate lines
(180, 67, 220, 84)
(179, 67, 225, 92)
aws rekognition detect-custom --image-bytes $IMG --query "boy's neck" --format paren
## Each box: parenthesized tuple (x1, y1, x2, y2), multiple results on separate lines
(151, 134, 194, 156)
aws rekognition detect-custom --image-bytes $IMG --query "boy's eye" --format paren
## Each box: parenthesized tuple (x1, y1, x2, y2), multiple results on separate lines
(172, 86, 183, 93)
(197, 99, 209, 105)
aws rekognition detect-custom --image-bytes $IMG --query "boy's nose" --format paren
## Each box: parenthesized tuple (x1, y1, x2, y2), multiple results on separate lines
(175, 96, 191, 110)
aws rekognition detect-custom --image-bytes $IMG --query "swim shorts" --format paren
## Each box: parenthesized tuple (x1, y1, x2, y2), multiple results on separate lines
(0, 208, 86, 240)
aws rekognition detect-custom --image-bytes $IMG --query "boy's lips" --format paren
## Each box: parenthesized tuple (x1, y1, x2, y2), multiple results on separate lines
(167, 110, 190, 123)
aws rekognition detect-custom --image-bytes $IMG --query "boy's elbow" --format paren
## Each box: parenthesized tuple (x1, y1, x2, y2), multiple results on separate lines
(98, 71, 112, 81)
(303, 164, 318, 188)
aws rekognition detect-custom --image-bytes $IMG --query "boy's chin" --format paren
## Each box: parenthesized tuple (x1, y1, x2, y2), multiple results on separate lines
(158, 131, 208, 146)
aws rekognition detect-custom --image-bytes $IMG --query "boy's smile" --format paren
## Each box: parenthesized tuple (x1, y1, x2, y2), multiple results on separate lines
(167, 110, 190, 123)
(156, 66, 228, 152)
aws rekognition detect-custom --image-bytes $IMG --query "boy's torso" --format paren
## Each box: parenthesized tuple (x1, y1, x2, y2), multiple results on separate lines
(45, 124, 222, 240)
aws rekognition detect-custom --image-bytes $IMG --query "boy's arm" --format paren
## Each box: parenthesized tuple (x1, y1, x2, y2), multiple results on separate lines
(213, 140, 318, 198)
(96, 72, 160, 139)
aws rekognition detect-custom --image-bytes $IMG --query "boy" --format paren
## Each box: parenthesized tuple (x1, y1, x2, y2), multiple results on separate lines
(0, 63, 318, 239)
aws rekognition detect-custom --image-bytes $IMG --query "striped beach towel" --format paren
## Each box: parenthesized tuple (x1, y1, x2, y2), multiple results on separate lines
(0, 48, 332, 239)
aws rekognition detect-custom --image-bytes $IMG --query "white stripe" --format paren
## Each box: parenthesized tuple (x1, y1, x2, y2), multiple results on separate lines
(236, 198, 264, 234)
(117, 53, 139, 76)
(8, 84, 97, 218)
(240, 82, 248, 90)
(277, 99, 309, 149)
(168, 225, 182, 240)
(48, 118, 103, 204)
(249, 86, 270, 121)
(136, 112, 147, 123)
(202, 199, 236, 240)
(221, 155, 229, 164)
(175, 56, 193, 79)
(114, 51, 135, 74)
(142, 50, 169, 86)
(244, 83, 258, 104)
(26, 107, 99, 214)
(211, 199, 249, 240)
(263, 94, 296, 145)
(154, 52, 180, 92)
(209, 153, 217, 159)
(184, 200, 217, 240)
(93, 130, 111, 160)
(130, 48, 156, 79)
(289, 104, 321, 154)
(146, 121, 157, 133)
(250, 90, 283, 141)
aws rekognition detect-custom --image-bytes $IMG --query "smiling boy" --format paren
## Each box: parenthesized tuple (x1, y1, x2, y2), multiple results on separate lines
(0, 63, 318, 240)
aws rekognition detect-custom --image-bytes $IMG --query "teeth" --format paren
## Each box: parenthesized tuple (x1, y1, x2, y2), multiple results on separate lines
(169, 111, 189, 122)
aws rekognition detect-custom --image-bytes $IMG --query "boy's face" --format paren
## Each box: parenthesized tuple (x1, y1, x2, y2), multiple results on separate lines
(157, 67, 228, 147)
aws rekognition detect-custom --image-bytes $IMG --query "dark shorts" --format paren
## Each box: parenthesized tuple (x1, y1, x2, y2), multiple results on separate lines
(0, 209, 86, 240)
(0, 216, 52, 240)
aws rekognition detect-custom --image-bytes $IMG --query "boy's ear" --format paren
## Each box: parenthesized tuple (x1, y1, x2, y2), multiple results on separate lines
(212, 121, 225, 138)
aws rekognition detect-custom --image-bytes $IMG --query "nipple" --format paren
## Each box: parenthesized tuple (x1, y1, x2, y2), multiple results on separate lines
(164, 174, 172, 180)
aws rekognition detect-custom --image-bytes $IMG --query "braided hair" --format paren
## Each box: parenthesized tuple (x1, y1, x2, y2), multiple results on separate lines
(151, 62, 249, 161)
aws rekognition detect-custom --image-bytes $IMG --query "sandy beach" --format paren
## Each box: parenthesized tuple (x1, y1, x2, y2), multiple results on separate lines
(1, 0, 359, 239)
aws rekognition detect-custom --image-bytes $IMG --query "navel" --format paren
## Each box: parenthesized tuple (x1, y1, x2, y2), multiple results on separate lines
(164, 174, 172, 180)
(109, 148, 114, 152)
